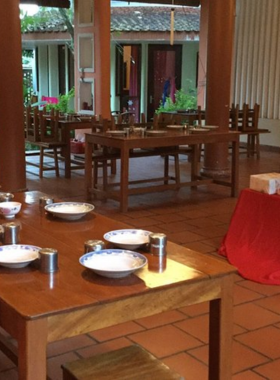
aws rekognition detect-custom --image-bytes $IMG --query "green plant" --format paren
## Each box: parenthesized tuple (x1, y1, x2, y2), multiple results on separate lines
(156, 88, 197, 114)
(46, 87, 75, 114)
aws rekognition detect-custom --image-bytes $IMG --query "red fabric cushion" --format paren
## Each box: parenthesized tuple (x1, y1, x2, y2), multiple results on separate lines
(219, 188, 280, 284)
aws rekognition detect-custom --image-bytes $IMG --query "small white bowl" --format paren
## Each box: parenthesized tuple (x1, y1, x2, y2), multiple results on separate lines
(0, 202, 22, 219)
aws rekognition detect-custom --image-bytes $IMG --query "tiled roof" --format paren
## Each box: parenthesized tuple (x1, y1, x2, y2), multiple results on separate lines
(23, 6, 200, 34)
(111, 7, 200, 32)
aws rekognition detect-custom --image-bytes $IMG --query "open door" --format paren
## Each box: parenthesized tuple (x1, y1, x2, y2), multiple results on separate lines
(116, 44, 141, 122)
(147, 45, 182, 121)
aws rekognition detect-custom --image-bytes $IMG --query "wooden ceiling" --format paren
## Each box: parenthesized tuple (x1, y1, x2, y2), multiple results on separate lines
(19, 0, 200, 8)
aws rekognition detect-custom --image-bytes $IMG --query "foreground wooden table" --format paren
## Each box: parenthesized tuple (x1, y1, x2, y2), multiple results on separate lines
(0, 191, 236, 380)
(85, 130, 240, 212)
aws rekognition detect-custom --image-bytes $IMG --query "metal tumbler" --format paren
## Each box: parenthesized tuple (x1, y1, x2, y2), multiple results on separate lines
(1, 222, 20, 244)
(39, 196, 54, 208)
(149, 233, 167, 256)
(38, 248, 59, 273)
(84, 240, 105, 253)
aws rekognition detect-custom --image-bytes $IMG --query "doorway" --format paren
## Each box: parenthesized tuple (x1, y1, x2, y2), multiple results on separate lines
(147, 45, 182, 121)
(116, 44, 141, 121)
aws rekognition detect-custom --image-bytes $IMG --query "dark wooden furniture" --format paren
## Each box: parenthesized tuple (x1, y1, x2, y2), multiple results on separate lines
(85, 130, 240, 212)
(0, 191, 236, 380)
(61, 345, 183, 380)
(25, 107, 66, 177)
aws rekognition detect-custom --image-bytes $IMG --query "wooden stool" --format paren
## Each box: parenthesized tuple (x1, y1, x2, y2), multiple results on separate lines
(61, 345, 184, 380)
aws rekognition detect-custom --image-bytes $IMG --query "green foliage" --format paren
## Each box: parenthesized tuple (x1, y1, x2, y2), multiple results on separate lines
(46, 87, 75, 114)
(156, 88, 197, 114)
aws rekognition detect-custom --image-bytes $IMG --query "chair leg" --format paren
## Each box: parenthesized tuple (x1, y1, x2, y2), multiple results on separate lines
(110, 159, 117, 175)
(256, 134, 260, 159)
(53, 147, 60, 177)
(164, 156, 169, 184)
(39, 146, 44, 178)
(174, 154, 181, 187)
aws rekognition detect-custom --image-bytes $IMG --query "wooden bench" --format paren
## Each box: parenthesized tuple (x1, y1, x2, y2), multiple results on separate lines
(61, 345, 184, 380)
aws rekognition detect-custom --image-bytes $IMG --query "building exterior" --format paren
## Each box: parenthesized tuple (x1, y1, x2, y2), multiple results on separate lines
(21, 5, 200, 121)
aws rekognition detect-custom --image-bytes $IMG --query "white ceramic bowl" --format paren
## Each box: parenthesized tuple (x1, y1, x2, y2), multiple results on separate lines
(0, 202, 22, 219)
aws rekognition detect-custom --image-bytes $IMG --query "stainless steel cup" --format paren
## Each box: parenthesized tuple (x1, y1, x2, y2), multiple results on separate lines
(38, 248, 59, 273)
(1, 222, 20, 244)
(149, 233, 167, 257)
(39, 196, 54, 207)
(0, 192, 14, 202)
(84, 240, 105, 253)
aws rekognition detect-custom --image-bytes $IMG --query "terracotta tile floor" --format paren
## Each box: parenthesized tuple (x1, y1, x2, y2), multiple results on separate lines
(2, 150, 280, 379)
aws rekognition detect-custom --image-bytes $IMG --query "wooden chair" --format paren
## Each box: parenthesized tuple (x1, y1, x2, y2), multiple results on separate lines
(61, 345, 183, 380)
(25, 107, 66, 178)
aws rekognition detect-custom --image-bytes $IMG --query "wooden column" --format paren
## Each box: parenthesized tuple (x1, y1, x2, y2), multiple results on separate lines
(94, 0, 111, 118)
(202, 0, 236, 178)
(0, 0, 26, 191)
(74, 0, 111, 118)
(197, 0, 208, 108)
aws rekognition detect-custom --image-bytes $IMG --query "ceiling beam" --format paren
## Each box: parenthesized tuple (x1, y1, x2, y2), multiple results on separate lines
(20, 0, 70, 8)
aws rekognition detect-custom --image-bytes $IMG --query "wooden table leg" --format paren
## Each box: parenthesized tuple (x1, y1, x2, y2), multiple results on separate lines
(120, 146, 130, 212)
(208, 275, 234, 380)
(17, 318, 48, 380)
(85, 140, 94, 199)
(231, 138, 239, 197)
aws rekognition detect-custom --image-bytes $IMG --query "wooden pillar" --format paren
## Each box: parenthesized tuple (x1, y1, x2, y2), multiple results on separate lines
(0, 0, 26, 192)
(202, 0, 236, 178)
(74, 0, 111, 118)
(94, 0, 111, 118)
(197, 0, 208, 108)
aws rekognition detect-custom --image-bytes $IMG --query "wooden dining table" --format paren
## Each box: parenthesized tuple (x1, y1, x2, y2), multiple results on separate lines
(0, 191, 236, 380)
(85, 129, 240, 212)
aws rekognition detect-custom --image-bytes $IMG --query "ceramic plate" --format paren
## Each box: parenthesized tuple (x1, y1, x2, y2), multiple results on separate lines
(189, 128, 210, 133)
(104, 229, 151, 250)
(79, 249, 147, 278)
(202, 125, 219, 129)
(166, 125, 183, 130)
(0, 244, 40, 268)
(45, 202, 94, 220)
(146, 130, 167, 136)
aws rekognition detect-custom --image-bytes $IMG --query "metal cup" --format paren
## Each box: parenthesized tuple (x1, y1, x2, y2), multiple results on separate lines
(39, 196, 54, 208)
(0, 192, 14, 202)
(38, 248, 59, 273)
(84, 240, 105, 253)
(1, 222, 20, 244)
(149, 233, 167, 257)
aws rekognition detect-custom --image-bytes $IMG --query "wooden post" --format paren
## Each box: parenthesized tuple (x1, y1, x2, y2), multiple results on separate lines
(202, 0, 236, 178)
(0, 0, 26, 191)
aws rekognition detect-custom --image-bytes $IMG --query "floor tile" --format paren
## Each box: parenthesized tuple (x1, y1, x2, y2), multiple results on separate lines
(136, 310, 187, 329)
(235, 326, 280, 359)
(47, 352, 80, 380)
(233, 370, 268, 379)
(234, 303, 280, 330)
(238, 280, 280, 296)
(179, 302, 209, 317)
(189, 341, 269, 373)
(76, 337, 132, 359)
(47, 334, 96, 357)
(234, 283, 264, 305)
(129, 325, 202, 358)
(163, 352, 208, 380)
(255, 294, 280, 314)
(88, 321, 145, 342)
(254, 358, 280, 380)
